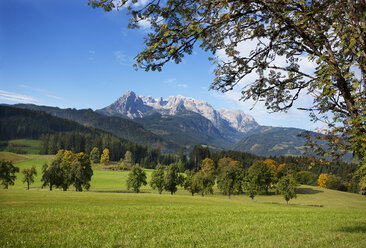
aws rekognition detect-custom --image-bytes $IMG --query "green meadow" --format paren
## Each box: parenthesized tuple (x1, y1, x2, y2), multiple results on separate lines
(0, 152, 366, 247)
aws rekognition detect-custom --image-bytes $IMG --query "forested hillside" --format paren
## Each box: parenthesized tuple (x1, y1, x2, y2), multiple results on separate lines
(134, 111, 232, 149)
(0, 105, 102, 140)
(12, 104, 180, 152)
(233, 126, 310, 156)
(0, 105, 177, 164)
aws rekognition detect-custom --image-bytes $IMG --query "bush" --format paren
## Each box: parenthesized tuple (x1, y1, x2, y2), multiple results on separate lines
(326, 174, 347, 191)
(297, 171, 318, 185)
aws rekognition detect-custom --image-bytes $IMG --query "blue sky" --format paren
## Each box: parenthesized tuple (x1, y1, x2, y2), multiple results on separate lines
(0, 0, 317, 130)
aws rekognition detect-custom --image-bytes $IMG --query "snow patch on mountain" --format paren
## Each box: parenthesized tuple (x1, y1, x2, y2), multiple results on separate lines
(100, 91, 259, 134)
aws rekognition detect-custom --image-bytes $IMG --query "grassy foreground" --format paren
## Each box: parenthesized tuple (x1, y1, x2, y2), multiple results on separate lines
(0, 152, 366, 247)
(1, 189, 366, 248)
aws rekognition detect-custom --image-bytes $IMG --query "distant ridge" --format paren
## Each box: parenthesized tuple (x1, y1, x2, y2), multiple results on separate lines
(98, 91, 259, 144)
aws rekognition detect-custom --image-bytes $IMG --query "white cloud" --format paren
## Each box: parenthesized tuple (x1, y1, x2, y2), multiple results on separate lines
(88, 50, 95, 54)
(138, 19, 152, 30)
(211, 39, 320, 130)
(45, 94, 63, 100)
(114, 50, 128, 65)
(0, 90, 38, 104)
(177, 84, 188, 88)
(164, 78, 177, 84)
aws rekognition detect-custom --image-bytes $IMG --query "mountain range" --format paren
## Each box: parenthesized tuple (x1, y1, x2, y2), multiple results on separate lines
(6, 91, 313, 156)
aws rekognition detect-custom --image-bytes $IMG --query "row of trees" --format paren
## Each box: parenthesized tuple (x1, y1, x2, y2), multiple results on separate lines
(41, 150, 93, 191)
(41, 132, 361, 192)
(41, 133, 178, 168)
(127, 158, 298, 204)
(0, 149, 94, 192)
(0, 160, 37, 190)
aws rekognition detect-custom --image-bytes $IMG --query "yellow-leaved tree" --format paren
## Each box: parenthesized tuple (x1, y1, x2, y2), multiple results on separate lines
(318, 174, 329, 188)
(100, 148, 110, 165)
(201, 158, 215, 176)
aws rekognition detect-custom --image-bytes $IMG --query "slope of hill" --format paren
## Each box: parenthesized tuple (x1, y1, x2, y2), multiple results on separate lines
(11, 104, 180, 152)
(0, 105, 107, 140)
(134, 111, 231, 149)
(232, 126, 309, 156)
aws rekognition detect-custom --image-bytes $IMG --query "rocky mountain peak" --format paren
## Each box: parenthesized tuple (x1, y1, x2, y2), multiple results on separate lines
(100, 91, 259, 134)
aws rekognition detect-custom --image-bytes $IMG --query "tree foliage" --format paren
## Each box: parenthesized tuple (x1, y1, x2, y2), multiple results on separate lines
(217, 162, 244, 199)
(247, 160, 273, 194)
(127, 164, 147, 193)
(121, 151, 134, 170)
(21, 166, 37, 190)
(42, 150, 93, 191)
(277, 174, 297, 204)
(100, 148, 110, 165)
(90, 147, 100, 163)
(318, 173, 329, 188)
(41, 162, 62, 191)
(200, 158, 215, 176)
(150, 164, 165, 194)
(0, 160, 19, 189)
(194, 171, 216, 197)
(184, 170, 200, 196)
(164, 163, 184, 195)
(89, 0, 366, 166)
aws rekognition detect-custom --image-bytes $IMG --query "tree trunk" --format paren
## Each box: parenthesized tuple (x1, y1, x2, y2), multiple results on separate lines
(191, 192, 194, 196)
(159, 189, 162, 194)
(27, 182, 29, 190)
(228, 193, 231, 199)
(50, 184, 53, 191)
(171, 191, 173, 195)
(4, 183, 8, 189)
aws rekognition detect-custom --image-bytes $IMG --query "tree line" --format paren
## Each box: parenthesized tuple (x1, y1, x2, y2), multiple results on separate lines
(2, 151, 364, 198)
(127, 157, 299, 204)
(40, 136, 362, 193)
(40, 133, 177, 167)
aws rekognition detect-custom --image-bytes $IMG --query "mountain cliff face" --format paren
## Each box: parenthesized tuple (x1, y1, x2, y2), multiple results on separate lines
(98, 91, 259, 143)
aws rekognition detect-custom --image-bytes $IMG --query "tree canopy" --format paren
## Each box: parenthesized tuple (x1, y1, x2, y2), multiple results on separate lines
(0, 160, 19, 189)
(89, 0, 366, 166)
(127, 164, 147, 193)
(21, 166, 37, 190)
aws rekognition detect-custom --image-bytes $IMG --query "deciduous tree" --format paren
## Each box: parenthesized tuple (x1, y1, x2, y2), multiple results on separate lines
(248, 161, 273, 194)
(127, 164, 147, 193)
(184, 170, 200, 196)
(164, 163, 184, 195)
(150, 164, 165, 194)
(90, 147, 100, 163)
(41, 162, 62, 191)
(0, 160, 19, 189)
(201, 158, 215, 176)
(318, 173, 329, 188)
(277, 174, 297, 204)
(42, 150, 93, 191)
(121, 151, 134, 170)
(194, 171, 215, 197)
(217, 162, 244, 199)
(21, 166, 37, 190)
(100, 148, 110, 165)
(89, 0, 366, 168)
(71, 152, 93, 191)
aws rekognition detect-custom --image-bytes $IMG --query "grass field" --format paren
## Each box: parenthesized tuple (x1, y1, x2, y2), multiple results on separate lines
(0, 139, 42, 154)
(0, 152, 366, 247)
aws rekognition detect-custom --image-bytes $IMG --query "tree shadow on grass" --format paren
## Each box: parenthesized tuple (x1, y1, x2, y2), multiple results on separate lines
(296, 187, 323, 195)
(91, 190, 151, 194)
(338, 223, 366, 233)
